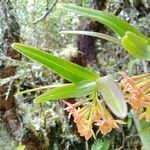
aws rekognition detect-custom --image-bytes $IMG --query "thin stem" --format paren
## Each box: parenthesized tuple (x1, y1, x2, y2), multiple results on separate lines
(132, 73, 150, 80)
(16, 84, 69, 95)
(60, 30, 122, 45)
(136, 80, 150, 88)
(78, 104, 91, 116)
(71, 97, 93, 108)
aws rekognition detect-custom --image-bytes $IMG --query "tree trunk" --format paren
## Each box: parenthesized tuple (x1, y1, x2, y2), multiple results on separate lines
(0, 0, 22, 140)
(0, 1, 49, 149)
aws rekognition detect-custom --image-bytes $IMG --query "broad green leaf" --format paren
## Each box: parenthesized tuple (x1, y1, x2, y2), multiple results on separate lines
(60, 30, 121, 45)
(59, 4, 146, 38)
(122, 32, 150, 61)
(132, 110, 150, 150)
(12, 43, 99, 83)
(97, 75, 127, 118)
(60, 4, 149, 60)
(34, 81, 97, 103)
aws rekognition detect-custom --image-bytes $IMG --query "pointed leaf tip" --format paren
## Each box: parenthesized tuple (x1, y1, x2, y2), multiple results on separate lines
(59, 4, 145, 38)
(34, 81, 97, 103)
(12, 43, 99, 83)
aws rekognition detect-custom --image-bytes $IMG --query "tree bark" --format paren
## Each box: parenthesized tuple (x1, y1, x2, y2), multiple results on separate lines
(71, 0, 109, 66)
(0, 1, 49, 149)
(0, 0, 22, 140)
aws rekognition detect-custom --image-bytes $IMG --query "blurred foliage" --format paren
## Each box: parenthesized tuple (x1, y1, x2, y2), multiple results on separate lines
(91, 138, 110, 150)
(11, 0, 78, 49)
(0, 125, 17, 150)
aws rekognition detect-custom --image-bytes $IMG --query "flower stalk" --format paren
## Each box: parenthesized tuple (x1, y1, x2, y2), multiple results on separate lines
(63, 90, 125, 140)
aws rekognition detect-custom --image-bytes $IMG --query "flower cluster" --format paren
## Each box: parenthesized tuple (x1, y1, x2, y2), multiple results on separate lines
(120, 72, 150, 121)
(63, 92, 125, 140)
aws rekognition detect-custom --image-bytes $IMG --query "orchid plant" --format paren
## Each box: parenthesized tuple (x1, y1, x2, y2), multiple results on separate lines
(58, 4, 150, 149)
(12, 43, 127, 140)
(12, 3, 150, 149)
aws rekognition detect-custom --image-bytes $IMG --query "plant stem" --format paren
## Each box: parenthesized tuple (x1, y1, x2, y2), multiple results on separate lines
(60, 30, 122, 45)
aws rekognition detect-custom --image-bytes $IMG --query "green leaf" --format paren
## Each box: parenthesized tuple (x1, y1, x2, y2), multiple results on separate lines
(12, 43, 99, 83)
(132, 110, 150, 150)
(97, 75, 127, 118)
(59, 4, 150, 60)
(34, 81, 97, 103)
(122, 32, 150, 61)
(59, 4, 146, 38)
